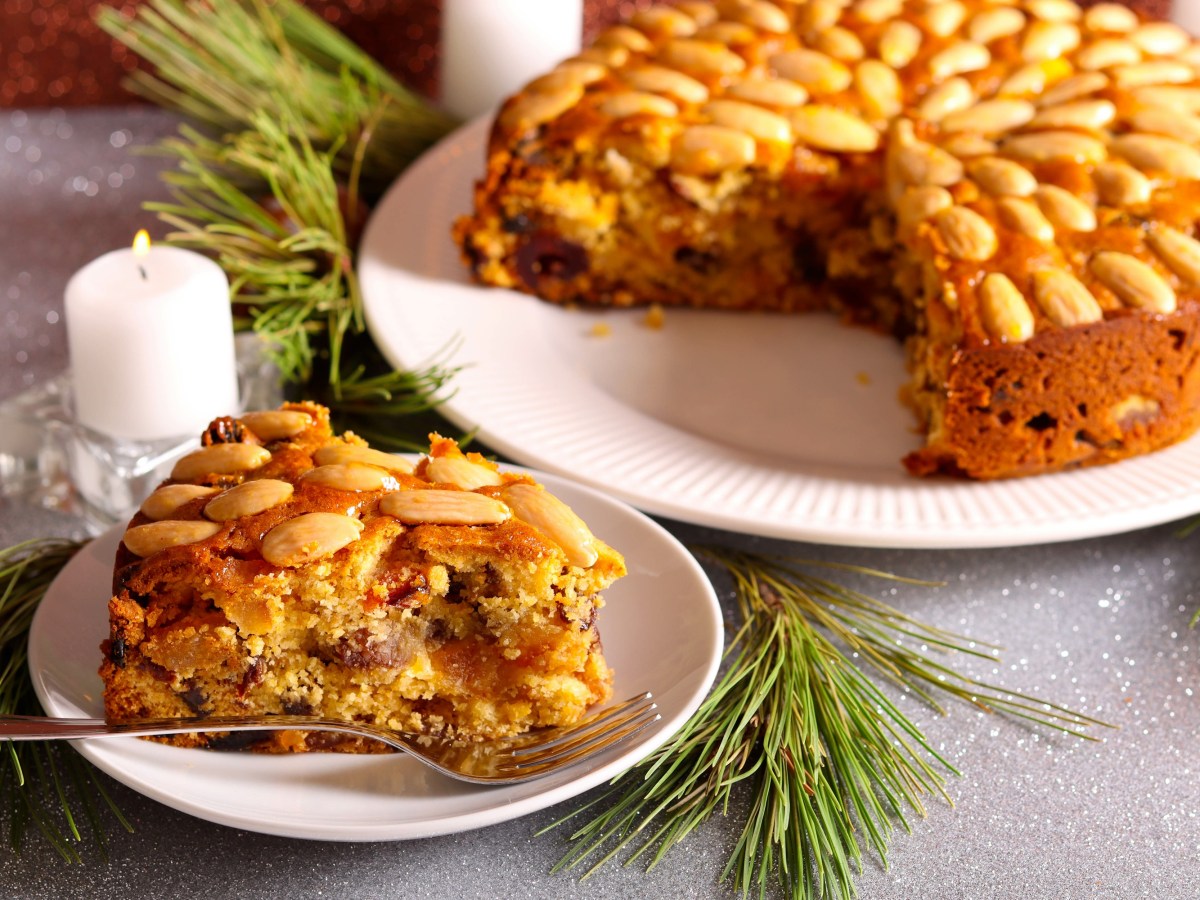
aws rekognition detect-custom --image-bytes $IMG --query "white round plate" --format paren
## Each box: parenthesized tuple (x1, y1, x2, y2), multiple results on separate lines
(28, 469, 722, 842)
(359, 117, 1200, 548)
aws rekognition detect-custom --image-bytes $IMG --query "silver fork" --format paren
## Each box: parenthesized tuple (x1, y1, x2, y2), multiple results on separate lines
(0, 692, 657, 785)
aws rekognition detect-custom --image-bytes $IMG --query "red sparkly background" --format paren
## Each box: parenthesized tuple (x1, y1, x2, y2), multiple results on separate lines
(0, 0, 1173, 108)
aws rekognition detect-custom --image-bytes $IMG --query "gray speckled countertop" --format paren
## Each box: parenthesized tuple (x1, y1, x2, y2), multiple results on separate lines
(1, 108, 1198, 900)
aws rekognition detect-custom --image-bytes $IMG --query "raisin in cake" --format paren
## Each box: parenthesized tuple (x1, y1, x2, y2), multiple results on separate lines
(100, 403, 623, 751)
(454, 0, 1200, 479)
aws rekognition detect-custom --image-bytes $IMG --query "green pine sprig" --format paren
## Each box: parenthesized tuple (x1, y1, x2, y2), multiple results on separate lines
(96, 0, 458, 199)
(0, 539, 133, 861)
(548, 548, 1108, 900)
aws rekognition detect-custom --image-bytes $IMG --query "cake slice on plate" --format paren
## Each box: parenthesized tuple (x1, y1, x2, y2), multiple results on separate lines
(100, 403, 623, 751)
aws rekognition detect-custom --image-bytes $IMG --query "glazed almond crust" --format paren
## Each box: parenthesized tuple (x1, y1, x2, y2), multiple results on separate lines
(100, 404, 624, 752)
(455, 0, 1200, 479)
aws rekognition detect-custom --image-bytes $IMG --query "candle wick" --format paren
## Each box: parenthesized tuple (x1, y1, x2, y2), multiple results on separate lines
(138, 264, 148, 281)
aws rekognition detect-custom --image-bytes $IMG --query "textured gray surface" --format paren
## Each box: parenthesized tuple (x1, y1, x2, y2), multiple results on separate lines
(2, 107, 1199, 900)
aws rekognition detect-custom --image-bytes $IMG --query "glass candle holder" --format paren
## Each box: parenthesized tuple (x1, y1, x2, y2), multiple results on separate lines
(0, 333, 281, 535)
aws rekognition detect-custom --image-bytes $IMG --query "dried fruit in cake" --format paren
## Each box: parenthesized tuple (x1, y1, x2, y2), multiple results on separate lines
(99, 403, 624, 751)
(454, 0, 1200, 479)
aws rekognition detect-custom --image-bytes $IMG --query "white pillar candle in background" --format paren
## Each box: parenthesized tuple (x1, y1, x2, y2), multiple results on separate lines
(441, 0, 584, 120)
(65, 232, 239, 442)
(1172, 1, 1200, 36)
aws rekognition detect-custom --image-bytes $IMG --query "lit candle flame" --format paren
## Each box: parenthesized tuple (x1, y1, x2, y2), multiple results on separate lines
(132, 230, 151, 281)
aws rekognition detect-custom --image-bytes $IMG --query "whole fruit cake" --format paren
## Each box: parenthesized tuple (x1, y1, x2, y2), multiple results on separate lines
(454, 0, 1200, 479)
(100, 403, 624, 751)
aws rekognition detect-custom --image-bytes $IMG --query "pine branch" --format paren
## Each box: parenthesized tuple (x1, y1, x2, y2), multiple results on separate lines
(0, 540, 133, 860)
(96, 0, 458, 200)
(547, 548, 1110, 900)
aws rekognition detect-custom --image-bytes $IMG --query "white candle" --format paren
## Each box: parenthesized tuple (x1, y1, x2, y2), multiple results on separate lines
(1172, 1, 1200, 36)
(64, 233, 239, 442)
(441, 0, 583, 120)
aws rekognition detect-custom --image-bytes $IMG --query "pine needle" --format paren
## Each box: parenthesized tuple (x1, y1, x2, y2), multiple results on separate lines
(547, 548, 1110, 900)
(95, 0, 458, 199)
(0, 539, 134, 859)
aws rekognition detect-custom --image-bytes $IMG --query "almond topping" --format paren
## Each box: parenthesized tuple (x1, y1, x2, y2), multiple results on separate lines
(1002, 131, 1107, 164)
(424, 455, 504, 490)
(1022, 21, 1081, 62)
(660, 38, 746, 76)
(1027, 99, 1116, 131)
(979, 273, 1035, 343)
(123, 520, 222, 557)
(1034, 185, 1097, 232)
(968, 157, 1038, 197)
(671, 124, 757, 174)
(140, 484, 220, 522)
(997, 197, 1056, 242)
(204, 479, 294, 522)
(1082, 3, 1138, 34)
(915, 77, 974, 122)
(790, 106, 880, 153)
(727, 78, 809, 109)
(261, 512, 365, 568)
(379, 489, 511, 526)
(499, 83, 584, 132)
(501, 484, 598, 568)
(968, 7, 1026, 44)
(171, 444, 272, 481)
(1033, 270, 1104, 327)
(301, 463, 400, 493)
(934, 206, 999, 261)
(941, 99, 1037, 135)
(238, 410, 312, 442)
(1110, 134, 1200, 179)
(704, 99, 793, 143)
(313, 443, 415, 475)
(769, 49, 853, 94)
(624, 66, 710, 104)
(1090, 252, 1177, 314)
(1093, 161, 1153, 207)
(1146, 225, 1200, 286)
(929, 41, 991, 80)
(600, 92, 680, 120)
(878, 20, 922, 69)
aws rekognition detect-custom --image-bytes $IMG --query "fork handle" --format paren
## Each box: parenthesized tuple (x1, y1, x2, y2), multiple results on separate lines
(0, 714, 370, 742)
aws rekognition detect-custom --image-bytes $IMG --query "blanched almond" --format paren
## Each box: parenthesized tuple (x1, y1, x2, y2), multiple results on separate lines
(380, 489, 511, 526)
(123, 520, 221, 557)
(1090, 252, 1177, 314)
(425, 455, 504, 490)
(204, 479, 294, 522)
(791, 106, 880, 152)
(935, 206, 999, 261)
(301, 463, 400, 492)
(171, 444, 271, 481)
(1033, 270, 1103, 327)
(313, 443, 415, 475)
(238, 410, 312, 441)
(979, 273, 1035, 343)
(501, 484, 598, 568)
(261, 512, 364, 568)
(140, 484, 219, 521)
(1146, 225, 1200, 285)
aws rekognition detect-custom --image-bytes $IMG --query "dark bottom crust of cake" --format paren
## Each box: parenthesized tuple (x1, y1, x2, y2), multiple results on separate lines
(905, 306, 1200, 479)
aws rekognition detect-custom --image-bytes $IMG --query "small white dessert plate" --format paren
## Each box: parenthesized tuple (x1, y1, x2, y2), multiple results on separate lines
(28, 469, 723, 841)
(359, 117, 1200, 548)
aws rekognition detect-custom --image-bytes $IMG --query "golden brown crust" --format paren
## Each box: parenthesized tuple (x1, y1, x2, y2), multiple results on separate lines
(101, 407, 624, 750)
(455, 0, 1200, 478)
